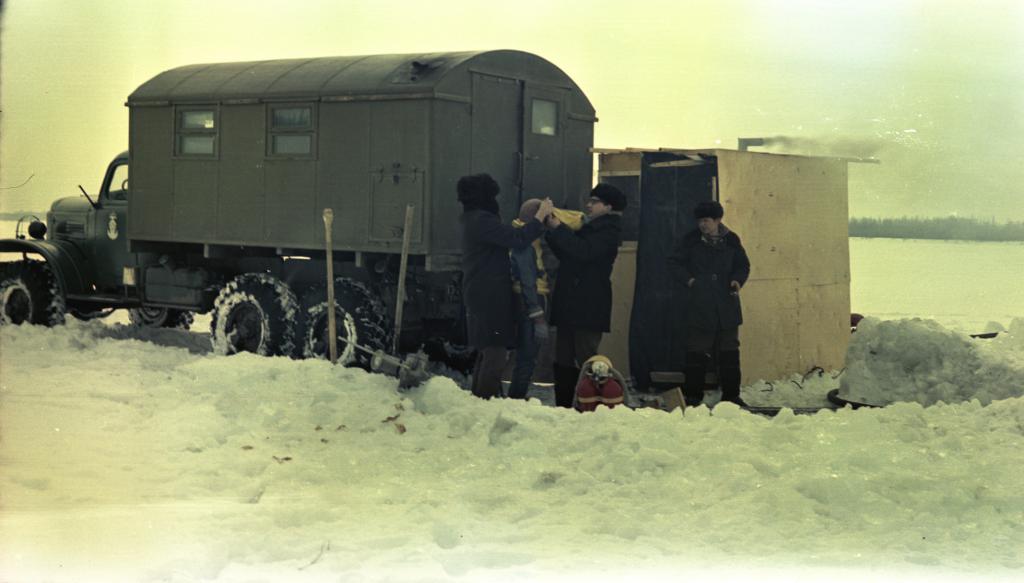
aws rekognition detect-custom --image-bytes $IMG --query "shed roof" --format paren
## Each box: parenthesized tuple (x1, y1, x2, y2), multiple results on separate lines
(128, 50, 580, 105)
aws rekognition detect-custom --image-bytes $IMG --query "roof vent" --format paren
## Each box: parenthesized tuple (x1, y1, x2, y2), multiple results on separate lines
(395, 59, 444, 84)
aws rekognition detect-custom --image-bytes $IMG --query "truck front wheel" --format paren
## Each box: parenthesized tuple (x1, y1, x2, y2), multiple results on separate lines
(210, 273, 299, 357)
(0, 260, 66, 326)
(128, 306, 194, 329)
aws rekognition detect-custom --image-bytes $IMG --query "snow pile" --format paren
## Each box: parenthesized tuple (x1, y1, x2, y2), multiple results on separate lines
(2, 321, 1024, 582)
(840, 317, 1024, 406)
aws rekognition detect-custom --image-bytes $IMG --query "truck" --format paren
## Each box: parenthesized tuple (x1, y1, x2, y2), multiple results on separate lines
(0, 50, 596, 363)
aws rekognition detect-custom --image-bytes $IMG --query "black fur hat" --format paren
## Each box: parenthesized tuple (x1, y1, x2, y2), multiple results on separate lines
(457, 173, 500, 207)
(591, 183, 626, 211)
(694, 200, 724, 220)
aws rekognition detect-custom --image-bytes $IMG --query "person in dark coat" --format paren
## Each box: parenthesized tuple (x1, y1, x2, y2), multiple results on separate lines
(544, 183, 625, 408)
(458, 173, 552, 399)
(670, 200, 751, 407)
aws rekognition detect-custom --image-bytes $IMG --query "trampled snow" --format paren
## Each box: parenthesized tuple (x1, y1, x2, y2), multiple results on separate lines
(1, 316, 1022, 583)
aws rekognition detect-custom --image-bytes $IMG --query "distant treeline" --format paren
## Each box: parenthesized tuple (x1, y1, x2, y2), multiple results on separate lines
(849, 216, 1024, 242)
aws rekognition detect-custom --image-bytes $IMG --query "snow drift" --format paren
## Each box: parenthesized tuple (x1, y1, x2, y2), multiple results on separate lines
(1, 318, 1023, 583)
(840, 317, 1024, 406)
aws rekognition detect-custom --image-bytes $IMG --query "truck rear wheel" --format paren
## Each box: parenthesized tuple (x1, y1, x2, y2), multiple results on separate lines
(210, 273, 299, 356)
(0, 260, 66, 326)
(299, 278, 391, 366)
(129, 306, 194, 329)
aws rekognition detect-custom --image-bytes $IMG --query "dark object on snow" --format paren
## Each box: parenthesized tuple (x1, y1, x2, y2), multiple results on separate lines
(370, 349, 431, 389)
(739, 403, 837, 416)
(826, 388, 881, 409)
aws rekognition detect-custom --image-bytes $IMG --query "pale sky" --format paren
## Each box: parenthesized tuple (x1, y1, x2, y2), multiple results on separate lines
(2, 0, 1022, 219)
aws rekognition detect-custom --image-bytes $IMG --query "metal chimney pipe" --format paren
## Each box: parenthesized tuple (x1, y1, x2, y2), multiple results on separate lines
(738, 138, 765, 152)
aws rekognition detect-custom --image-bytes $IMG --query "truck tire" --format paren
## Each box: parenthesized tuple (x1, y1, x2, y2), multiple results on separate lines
(210, 273, 299, 356)
(299, 277, 391, 366)
(129, 306, 194, 329)
(0, 260, 66, 326)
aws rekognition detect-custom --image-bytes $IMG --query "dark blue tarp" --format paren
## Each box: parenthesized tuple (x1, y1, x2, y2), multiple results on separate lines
(628, 152, 716, 391)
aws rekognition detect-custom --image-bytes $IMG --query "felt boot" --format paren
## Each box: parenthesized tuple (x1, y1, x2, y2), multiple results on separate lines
(718, 350, 747, 407)
(683, 352, 707, 407)
(553, 363, 581, 408)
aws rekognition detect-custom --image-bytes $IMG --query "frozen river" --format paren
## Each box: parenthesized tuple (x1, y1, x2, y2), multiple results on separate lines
(849, 237, 1024, 333)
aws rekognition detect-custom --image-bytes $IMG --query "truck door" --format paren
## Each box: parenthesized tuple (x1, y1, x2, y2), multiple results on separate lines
(92, 159, 132, 290)
(522, 84, 568, 206)
(471, 72, 522, 220)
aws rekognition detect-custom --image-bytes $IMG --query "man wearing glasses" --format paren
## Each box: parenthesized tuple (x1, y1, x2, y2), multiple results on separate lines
(544, 184, 626, 408)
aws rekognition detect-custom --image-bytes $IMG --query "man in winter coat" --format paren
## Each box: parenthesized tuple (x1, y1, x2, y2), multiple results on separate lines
(544, 183, 626, 408)
(670, 200, 751, 407)
(458, 174, 553, 399)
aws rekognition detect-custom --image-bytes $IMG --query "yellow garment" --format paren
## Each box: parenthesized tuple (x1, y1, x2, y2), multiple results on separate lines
(551, 207, 585, 231)
(511, 219, 551, 295)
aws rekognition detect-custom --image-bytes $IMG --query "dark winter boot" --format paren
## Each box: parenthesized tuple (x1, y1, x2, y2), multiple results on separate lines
(553, 363, 581, 408)
(718, 350, 747, 407)
(682, 352, 707, 407)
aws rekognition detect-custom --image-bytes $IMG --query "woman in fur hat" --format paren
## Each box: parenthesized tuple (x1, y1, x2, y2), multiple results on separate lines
(458, 173, 552, 399)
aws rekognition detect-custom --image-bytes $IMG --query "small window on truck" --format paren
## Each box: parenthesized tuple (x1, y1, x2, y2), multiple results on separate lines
(531, 99, 558, 136)
(175, 108, 217, 157)
(268, 105, 315, 157)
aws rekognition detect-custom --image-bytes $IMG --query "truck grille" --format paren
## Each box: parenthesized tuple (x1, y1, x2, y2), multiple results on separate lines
(64, 222, 85, 235)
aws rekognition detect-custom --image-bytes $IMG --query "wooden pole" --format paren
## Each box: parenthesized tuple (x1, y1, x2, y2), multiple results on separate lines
(393, 204, 415, 354)
(322, 208, 338, 364)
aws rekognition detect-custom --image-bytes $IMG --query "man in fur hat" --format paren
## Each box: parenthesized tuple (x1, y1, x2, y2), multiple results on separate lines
(544, 183, 626, 408)
(671, 200, 751, 407)
(458, 174, 552, 399)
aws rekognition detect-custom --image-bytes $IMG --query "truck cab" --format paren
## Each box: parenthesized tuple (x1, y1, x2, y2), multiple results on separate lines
(47, 152, 132, 295)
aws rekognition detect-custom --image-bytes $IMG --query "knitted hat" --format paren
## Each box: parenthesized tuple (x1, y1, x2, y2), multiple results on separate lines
(519, 198, 542, 222)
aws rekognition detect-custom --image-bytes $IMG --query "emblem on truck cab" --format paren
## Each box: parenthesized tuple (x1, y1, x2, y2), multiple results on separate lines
(107, 212, 119, 240)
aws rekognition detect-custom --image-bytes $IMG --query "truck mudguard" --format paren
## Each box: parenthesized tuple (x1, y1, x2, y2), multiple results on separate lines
(0, 238, 92, 298)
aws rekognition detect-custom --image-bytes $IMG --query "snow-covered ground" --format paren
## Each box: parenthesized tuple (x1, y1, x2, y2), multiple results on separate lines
(2, 234, 1023, 582)
(1, 319, 1023, 582)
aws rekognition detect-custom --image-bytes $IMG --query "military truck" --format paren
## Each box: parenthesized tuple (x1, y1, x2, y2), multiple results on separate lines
(0, 50, 595, 362)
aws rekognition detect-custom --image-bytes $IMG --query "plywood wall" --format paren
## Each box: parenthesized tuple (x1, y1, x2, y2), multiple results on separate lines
(716, 150, 850, 382)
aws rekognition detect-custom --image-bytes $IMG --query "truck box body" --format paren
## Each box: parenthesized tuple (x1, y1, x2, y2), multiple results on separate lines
(127, 51, 595, 266)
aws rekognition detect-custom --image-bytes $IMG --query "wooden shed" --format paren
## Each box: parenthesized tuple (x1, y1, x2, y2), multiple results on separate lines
(125, 51, 595, 269)
(596, 148, 852, 387)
